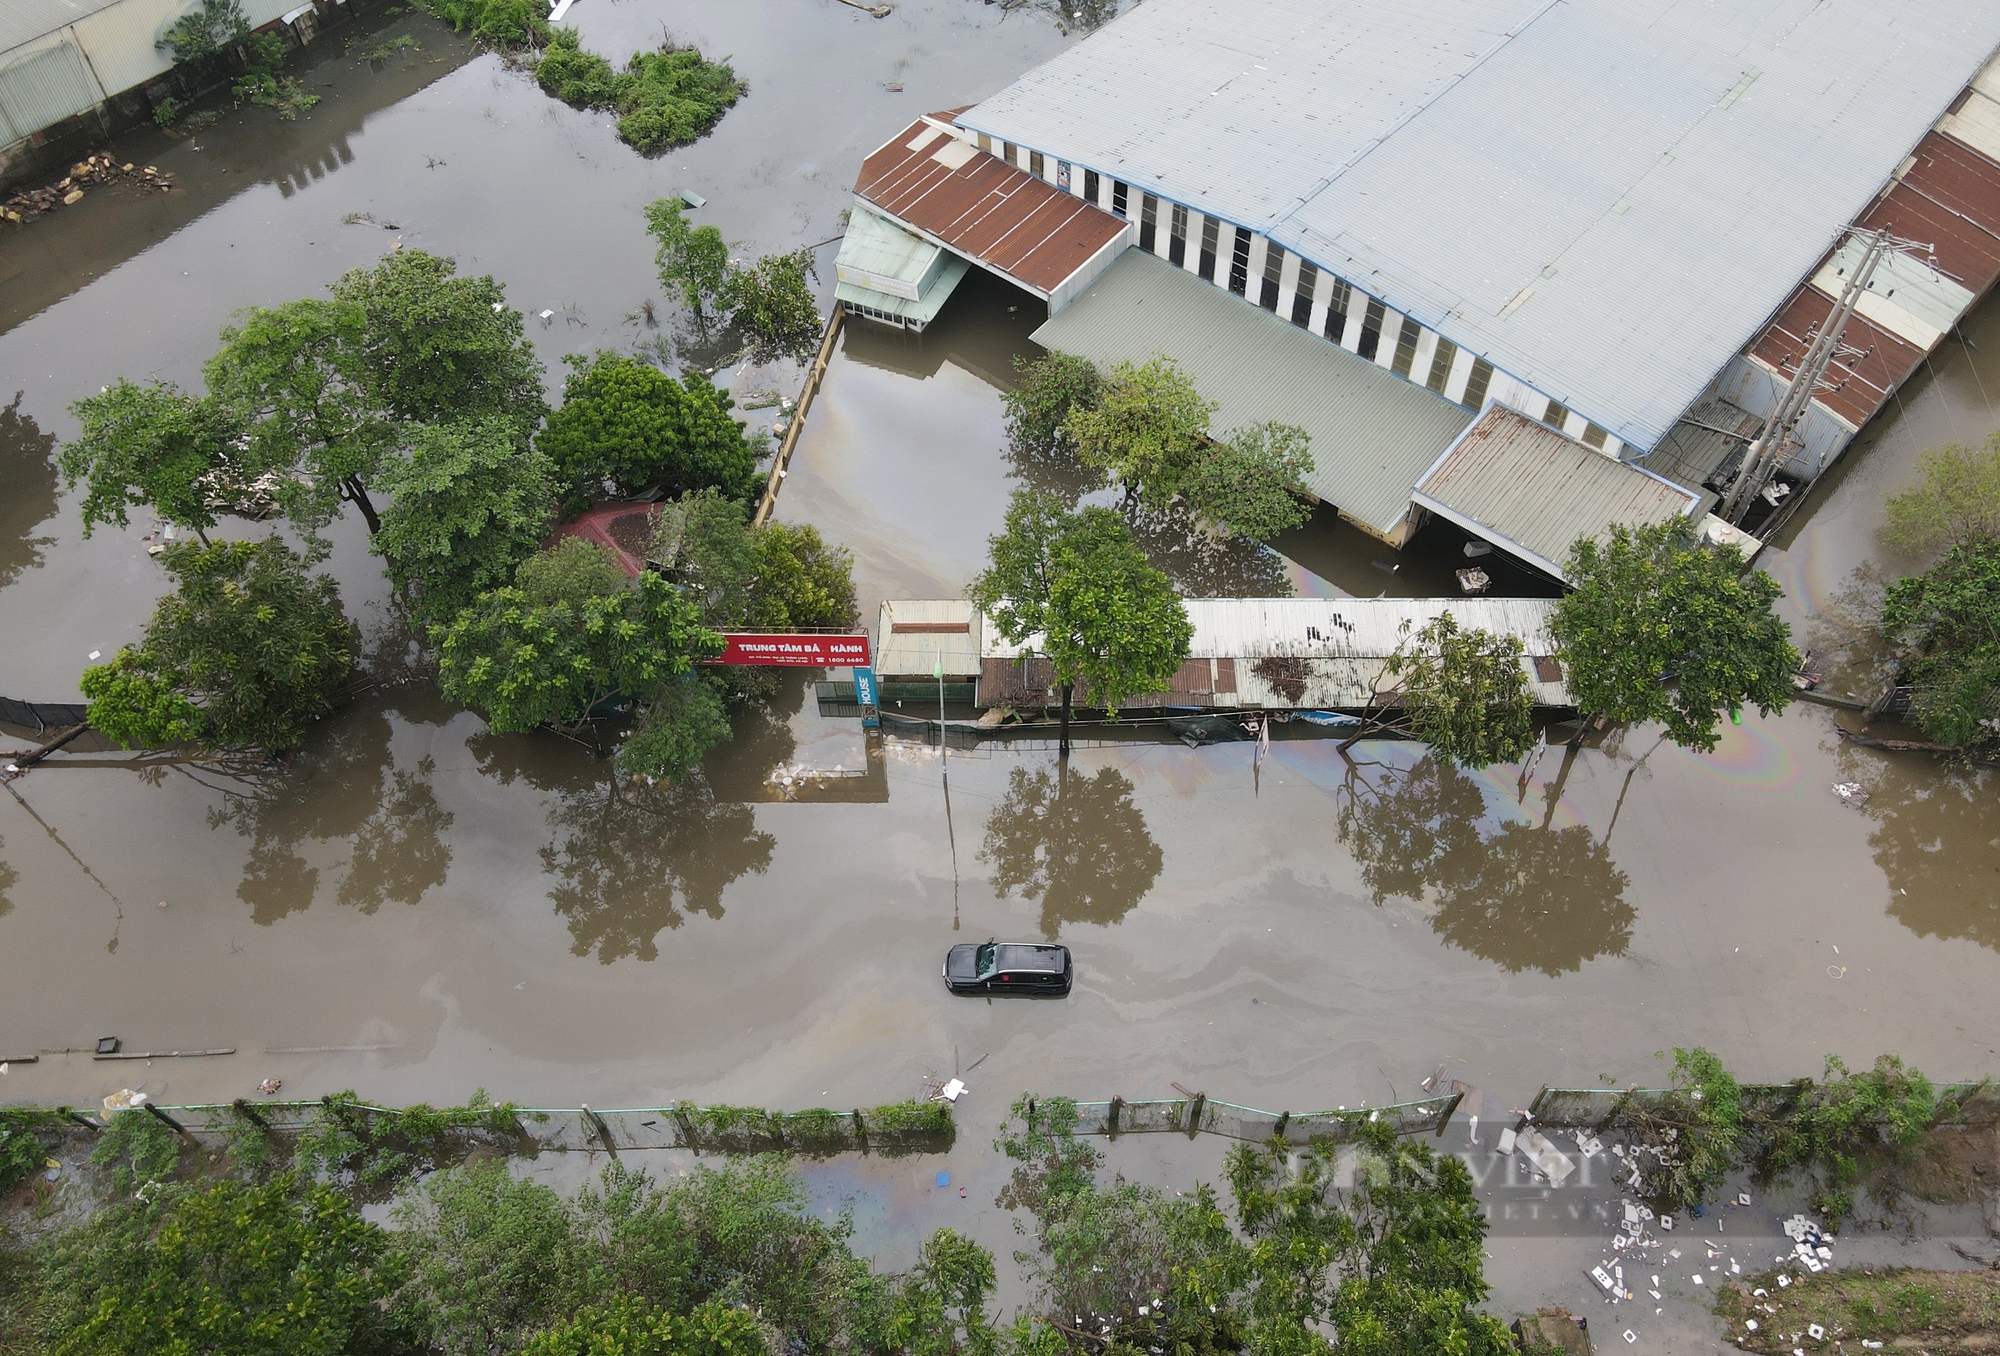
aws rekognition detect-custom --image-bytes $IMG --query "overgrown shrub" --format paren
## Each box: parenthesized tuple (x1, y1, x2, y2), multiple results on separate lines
(0, 1108, 64, 1196)
(294, 1089, 523, 1188)
(1004, 350, 1102, 462)
(151, 97, 182, 126)
(1607, 1046, 1745, 1215)
(534, 34, 746, 155)
(423, 0, 548, 47)
(156, 0, 248, 66)
(1759, 1054, 1937, 1229)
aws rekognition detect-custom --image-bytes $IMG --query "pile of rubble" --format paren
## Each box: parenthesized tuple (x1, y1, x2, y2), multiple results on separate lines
(3, 154, 174, 223)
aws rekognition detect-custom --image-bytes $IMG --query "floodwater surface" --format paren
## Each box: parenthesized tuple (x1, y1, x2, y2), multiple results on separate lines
(2, 0, 1998, 1340)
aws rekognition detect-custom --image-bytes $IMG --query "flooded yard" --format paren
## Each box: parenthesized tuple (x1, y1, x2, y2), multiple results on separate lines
(2, 0, 1997, 1339)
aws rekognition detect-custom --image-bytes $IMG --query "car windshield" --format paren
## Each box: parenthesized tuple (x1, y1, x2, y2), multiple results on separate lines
(975, 943, 997, 977)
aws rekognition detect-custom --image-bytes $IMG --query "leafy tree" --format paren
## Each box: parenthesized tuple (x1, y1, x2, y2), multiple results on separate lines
(1605, 1047, 1744, 1215)
(156, 0, 248, 66)
(669, 490, 857, 632)
(726, 248, 822, 363)
(1182, 421, 1314, 542)
(539, 354, 760, 507)
(1322, 1126, 1514, 1356)
(391, 1161, 586, 1355)
(435, 538, 720, 738)
(373, 416, 558, 628)
(970, 490, 1192, 750)
(329, 249, 546, 431)
(1372, 614, 1534, 767)
(1882, 430, 2000, 557)
(81, 538, 355, 753)
(206, 296, 389, 539)
(1551, 520, 1797, 751)
(1063, 356, 1216, 512)
(617, 676, 732, 783)
(35, 1176, 402, 1356)
(1879, 537, 2000, 748)
(883, 1229, 999, 1356)
(644, 200, 733, 318)
(1003, 350, 1102, 462)
(206, 251, 541, 545)
(59, 379, 240, 542)
(979, 761, 1162, 936)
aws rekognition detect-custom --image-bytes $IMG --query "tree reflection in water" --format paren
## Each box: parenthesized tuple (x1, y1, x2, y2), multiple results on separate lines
(0, 393, 58, 590)
(0, 845, 17, 919)
(205, 696, 455, 925)
(472, 724, 777, 964)
(1841, 749, 2000, 950)
(979, 760, 1163, 938)
(1335, 755, 1633, 975)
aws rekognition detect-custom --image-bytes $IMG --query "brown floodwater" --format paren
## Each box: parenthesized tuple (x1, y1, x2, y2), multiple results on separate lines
(2, 0, 1997, 1339)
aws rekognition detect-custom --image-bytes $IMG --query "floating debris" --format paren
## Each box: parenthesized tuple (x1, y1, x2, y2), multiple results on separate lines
(4, 154, 173, 223)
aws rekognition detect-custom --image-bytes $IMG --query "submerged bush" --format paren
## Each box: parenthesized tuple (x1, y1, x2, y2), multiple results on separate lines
(424, 0, 548, 47)
(534, 32, 747, 155)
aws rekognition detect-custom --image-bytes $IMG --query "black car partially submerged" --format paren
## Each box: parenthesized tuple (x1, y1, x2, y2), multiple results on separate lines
(943, 941, 1072, 995)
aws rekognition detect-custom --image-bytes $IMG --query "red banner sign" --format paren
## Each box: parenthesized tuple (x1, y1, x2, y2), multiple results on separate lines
(708, 633, 871, 667)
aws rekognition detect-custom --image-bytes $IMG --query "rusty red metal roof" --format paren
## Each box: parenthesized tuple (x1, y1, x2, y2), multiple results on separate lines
(1748, 285, 1928, 429)
(854, 117, 1126, 297)
(550, 502, 660, 579)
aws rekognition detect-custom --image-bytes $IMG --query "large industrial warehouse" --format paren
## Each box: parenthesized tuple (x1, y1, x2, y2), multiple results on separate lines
(838, 0, 2000, 569)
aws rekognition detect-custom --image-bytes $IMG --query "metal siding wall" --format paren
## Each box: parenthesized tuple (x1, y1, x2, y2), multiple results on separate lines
(70, 0, 181, 101)
(0, 29, 103, 143)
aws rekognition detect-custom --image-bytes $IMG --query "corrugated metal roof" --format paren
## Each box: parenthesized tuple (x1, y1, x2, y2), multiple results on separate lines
(876, 599, 981, 677)
(960, 0, 2000, 453)
(1413, 405, 1698, 581)
(835, 205, 945, 299)
(1030, 249, 1474, 539)
(1639, 395, 1756, 501)
(975, 595, 1570, 706)
(854, 116, 1128, 297)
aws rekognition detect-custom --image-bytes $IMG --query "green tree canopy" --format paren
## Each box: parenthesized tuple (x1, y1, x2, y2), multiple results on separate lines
(1003, 350, 1102, 463)
(59, 379, 240, 542)
(1377, 613, 1534, 767)
(1881, 431, 2000, 558)
(539, 354, 760, 507)
(328, 248, 546, 430)
(1880, 535, 2000, 748)
(372, 416, 558, 629)
(204, 250, 543, 546)
(668, 489, 858, 633)
(434, 538, 721, 739)
(1183, 420, 1315, 542)
(522, 1295, 770, 1356)
(205, 296, 389, 539)
(643, 200, 732, 317)
(1551, 520, 1798, 752)
(1063, 356, 1216, 512)
(726, 248, 821, 364)
(970, 490, 1192, 747)
(35, 1176, 401, 1356)
(81, 538, 355, 753)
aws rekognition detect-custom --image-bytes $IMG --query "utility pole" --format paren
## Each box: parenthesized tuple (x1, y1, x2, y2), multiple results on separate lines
(1721, 227, 1903, 524)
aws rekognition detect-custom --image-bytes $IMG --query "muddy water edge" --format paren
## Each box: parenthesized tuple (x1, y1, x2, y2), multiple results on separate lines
(2, 0, 1998, 1335)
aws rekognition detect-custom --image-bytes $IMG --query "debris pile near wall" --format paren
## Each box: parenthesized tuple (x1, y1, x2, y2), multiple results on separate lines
(3, 155, 172, 223)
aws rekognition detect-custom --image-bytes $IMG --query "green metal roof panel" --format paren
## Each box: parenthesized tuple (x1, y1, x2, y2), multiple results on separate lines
(836, 253, 969, 326)
(834, 206, 945, 302)
(1031, 249, 1474, 538)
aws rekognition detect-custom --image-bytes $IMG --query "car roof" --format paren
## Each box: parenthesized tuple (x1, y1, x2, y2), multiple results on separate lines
(995, 943, 1066, 972)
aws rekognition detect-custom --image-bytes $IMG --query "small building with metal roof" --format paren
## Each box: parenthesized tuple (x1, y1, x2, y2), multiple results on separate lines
(1412, 405, 1700, 583)
(972, 595, 1570, 708)
(874, 600, 982, 680)
(833, 205, 971, 333)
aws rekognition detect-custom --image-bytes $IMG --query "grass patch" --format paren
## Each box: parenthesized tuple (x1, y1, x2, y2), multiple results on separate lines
(421, 0, 546, 47)
(535, 29, 746, 155)
(1717, 1267, 2000, 1353)
(356, 33, 419, 62)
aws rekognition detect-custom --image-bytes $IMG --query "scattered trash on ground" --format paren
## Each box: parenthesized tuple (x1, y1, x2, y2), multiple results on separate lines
(3, 154, 173, 223)
(1830, 781, 1869, 807)
(258, 1078, 283, 1095)
(1456, 566, 1492, 594)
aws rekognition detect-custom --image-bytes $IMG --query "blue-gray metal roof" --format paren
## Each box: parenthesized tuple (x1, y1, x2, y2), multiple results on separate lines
(960, 0, 2000, 453)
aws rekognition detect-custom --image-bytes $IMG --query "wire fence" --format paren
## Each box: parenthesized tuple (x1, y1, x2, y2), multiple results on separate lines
(1060, 1091, 1463, 1144)
(75, 1098, 956, 1159)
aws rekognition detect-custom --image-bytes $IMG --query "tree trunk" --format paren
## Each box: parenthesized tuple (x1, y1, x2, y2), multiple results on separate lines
(1059, 682, 1073, 754)
(342, 476, 382, 534)
(196, 527, 211, 547)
